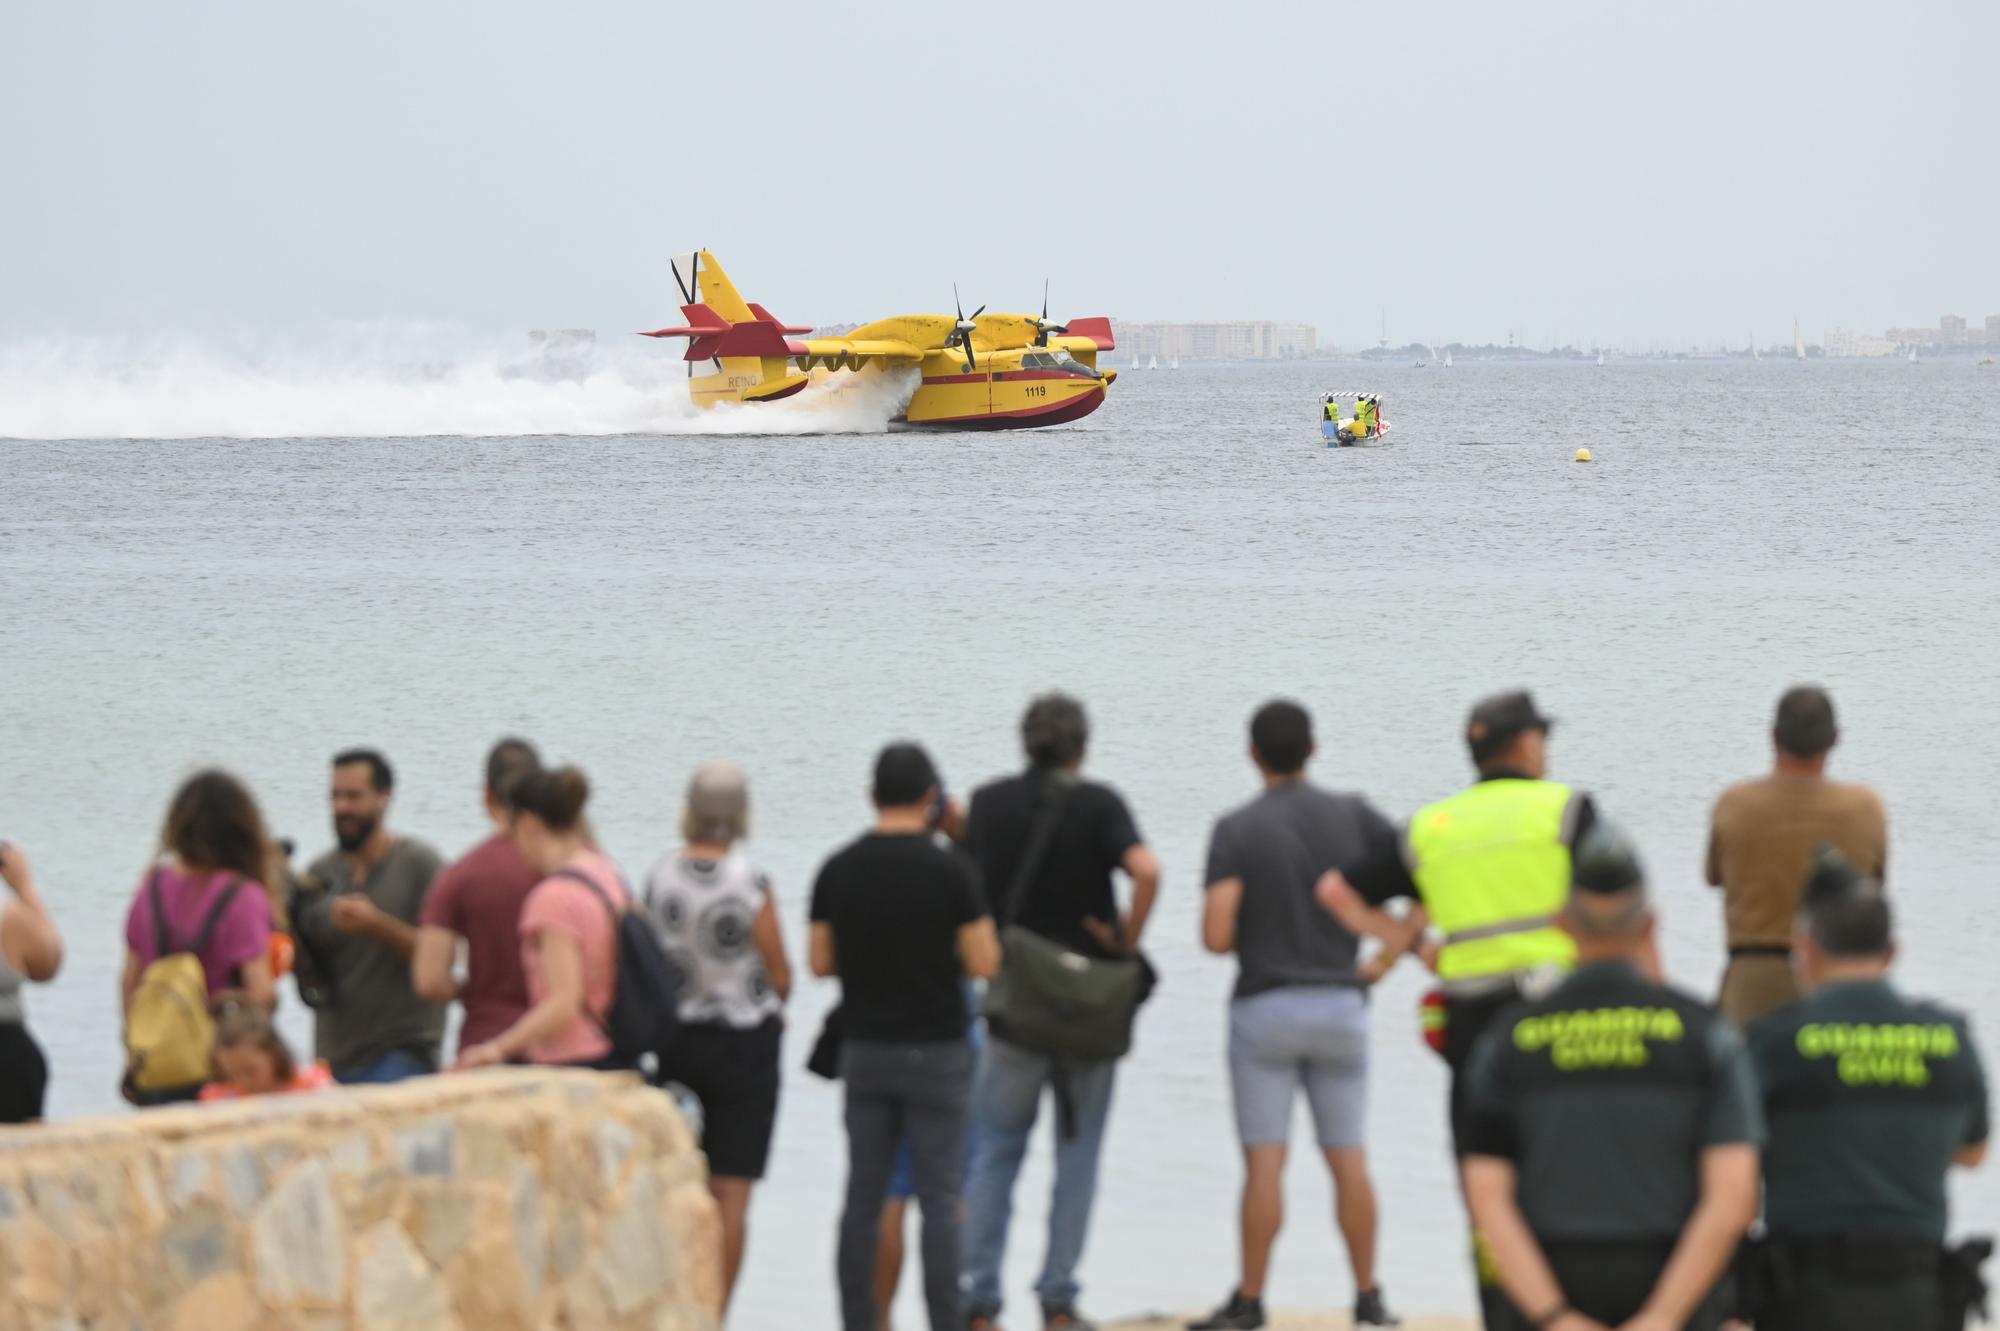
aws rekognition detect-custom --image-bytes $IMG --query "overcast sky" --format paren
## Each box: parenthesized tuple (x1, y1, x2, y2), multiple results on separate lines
(4, 1, 1994, 350)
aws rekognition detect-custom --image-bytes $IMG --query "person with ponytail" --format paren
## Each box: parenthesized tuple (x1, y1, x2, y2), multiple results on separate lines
(455, 765, 633, 1070)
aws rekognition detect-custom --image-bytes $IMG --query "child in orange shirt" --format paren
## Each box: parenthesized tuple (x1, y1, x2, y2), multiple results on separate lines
(199, 999, 333, 1101)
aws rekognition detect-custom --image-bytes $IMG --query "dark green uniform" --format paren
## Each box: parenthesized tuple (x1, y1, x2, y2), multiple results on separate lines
(1461, 961, 1766, 1331)
(1748, 979, 1990, 1330)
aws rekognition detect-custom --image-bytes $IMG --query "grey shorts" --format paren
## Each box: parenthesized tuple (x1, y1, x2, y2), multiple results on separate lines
(1228, 985, 1370, 1149)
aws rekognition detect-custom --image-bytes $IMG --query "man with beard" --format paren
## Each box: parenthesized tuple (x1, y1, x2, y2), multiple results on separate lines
(296, 749, 445, 1083)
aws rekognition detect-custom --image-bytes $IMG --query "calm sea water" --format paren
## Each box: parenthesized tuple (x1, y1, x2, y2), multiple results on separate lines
(3, 359, 1997, 1326)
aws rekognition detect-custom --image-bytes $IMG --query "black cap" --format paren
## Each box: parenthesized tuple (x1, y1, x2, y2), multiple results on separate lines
(1572, 819, 1645, 896)
(1466, 689, 1554, 764)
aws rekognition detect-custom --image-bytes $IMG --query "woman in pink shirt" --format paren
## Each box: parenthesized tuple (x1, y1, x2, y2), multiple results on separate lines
(456, 765, 631, 1070)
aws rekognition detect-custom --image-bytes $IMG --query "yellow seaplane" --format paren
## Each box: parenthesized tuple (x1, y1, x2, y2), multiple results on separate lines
(643, 250, 1118, 429)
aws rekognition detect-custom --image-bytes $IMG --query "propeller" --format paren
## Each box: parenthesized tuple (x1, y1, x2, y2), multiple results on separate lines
(945, 284, 985, 373)
(1032, 279, 1069, 347)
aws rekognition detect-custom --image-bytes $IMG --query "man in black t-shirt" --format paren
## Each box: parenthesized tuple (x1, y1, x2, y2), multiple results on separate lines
(810, 743, 1001, 1331)
(961, 694, 1162, 1331)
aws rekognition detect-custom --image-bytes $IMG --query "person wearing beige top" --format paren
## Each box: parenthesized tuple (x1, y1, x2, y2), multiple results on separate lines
(1706, 685, 1887, 1027)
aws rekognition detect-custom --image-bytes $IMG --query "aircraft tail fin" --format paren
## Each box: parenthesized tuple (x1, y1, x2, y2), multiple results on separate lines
(656, 251, 811, 405)
(669, 250, 756, 323)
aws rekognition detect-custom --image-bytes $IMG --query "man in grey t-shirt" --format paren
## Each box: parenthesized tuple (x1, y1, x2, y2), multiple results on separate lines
(1190, 702, 1400, 1331)
(296, 749, 445, 1083)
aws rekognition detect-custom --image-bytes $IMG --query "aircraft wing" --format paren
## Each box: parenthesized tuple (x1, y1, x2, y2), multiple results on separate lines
(797, 338, 928, 369)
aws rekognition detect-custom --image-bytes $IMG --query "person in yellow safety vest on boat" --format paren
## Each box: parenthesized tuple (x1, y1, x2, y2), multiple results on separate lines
(1362, 396, 1379, 437)
(1315, 689, 1609, 1331)
(1324, 394, 1340, 424)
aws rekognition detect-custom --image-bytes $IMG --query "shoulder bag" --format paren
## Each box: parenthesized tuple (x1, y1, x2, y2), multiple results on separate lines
(981, 774, 1147, 1063)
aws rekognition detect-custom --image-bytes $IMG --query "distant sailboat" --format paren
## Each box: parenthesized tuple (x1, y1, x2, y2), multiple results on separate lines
(1443, 350, 1453, 368)
(1131, 352, 1141, 370)
(1147, 354, 1159, 370)
(1908, 346, 1918, 364)
(1169, 353, 1180, 370)
(1793, 318, 1806, 361)
(1596, 351, 1605, 366)
(1753, 331, 1761, 362)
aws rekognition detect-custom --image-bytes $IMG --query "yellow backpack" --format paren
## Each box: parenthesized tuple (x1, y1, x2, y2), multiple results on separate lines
(127, 872, 244, 1093)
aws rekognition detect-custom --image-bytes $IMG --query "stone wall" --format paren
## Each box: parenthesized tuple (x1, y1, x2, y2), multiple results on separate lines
(0, 1069, 722, 1331)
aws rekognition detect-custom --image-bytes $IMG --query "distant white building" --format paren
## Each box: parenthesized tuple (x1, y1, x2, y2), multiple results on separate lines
(1823, 328, 1900, 358)
(1861, 314, 1998, 351)
(1110, 321, 1317, 361)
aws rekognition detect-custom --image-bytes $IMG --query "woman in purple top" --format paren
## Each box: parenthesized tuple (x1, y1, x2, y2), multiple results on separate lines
(121, 771, 280, 1059)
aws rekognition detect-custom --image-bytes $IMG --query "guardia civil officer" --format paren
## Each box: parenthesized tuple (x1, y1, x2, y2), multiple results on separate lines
(1459, 824, 1763, 1331)
(1746, 859, 1990, 1330)
(1317, 690, 1597, 1327)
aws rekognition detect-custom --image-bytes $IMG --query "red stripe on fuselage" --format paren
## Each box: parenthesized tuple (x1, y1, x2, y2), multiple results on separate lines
(909, 386, 1106, 430)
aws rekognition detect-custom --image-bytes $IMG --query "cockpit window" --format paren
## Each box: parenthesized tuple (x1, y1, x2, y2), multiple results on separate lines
(1051, 349, 1098, 377)
(1019, 348, 1098, 377)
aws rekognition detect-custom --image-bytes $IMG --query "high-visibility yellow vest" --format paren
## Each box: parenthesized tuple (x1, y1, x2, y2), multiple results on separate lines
(1407, 779, 1579, 981)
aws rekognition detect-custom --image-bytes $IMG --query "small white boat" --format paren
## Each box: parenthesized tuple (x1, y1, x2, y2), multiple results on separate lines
(1148, 354, 1159, 370)
(1169, 354, 1180, 370)
(1794, 318, 1806, 360)
(1596, 351, 1605, 366)
(1443, 350, 1453, 368)
(1319, 391, 1390, 447)
(1908, 347, 1918, 363)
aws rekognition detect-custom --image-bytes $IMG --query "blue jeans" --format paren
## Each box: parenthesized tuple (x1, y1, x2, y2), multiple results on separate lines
(962, 1035, 1118, 1311)
(333, 1047, 434, 1086)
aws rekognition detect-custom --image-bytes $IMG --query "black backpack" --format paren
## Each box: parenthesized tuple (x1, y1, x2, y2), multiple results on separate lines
(553, 867, 683, 1060)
